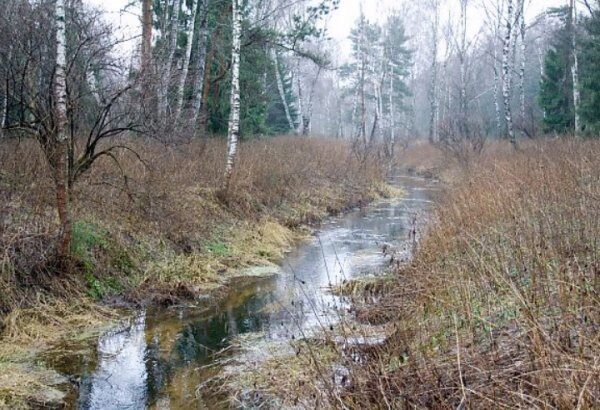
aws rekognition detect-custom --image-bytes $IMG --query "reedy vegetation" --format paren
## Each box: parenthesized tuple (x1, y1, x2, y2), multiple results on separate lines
(284, 140, 599, 409)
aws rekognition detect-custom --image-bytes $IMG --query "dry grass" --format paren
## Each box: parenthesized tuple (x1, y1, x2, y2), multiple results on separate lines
(0, 135, 388, 407)
(334, 139, 600, 409)
(0, 136, 386, 313)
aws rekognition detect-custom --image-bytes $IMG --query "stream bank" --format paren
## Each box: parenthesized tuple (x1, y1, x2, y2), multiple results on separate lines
(42, 175, 437, 409)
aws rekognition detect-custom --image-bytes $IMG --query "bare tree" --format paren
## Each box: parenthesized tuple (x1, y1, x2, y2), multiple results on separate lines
(428, 0, 441, 143)
(174, 0, 199, 121)
(225, 0, 242, 190)
(570, 0, 581, 135)
(53, 0, 72, 257)
(141, 0, 153, 100)
(502, 0, 516, 146)
(159, 0, 182, 120)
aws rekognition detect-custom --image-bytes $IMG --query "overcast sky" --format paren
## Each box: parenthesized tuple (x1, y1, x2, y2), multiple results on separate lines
(85, 0, 566, 59)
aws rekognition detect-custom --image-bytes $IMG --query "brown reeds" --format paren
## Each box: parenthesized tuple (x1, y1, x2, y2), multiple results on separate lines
(339, 139, 600, 409)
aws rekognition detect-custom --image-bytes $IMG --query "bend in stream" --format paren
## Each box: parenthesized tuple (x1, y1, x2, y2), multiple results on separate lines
(47, 175, 438, 409)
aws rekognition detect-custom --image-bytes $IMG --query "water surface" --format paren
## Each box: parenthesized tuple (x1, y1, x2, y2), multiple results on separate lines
(51, 175, 437, 409)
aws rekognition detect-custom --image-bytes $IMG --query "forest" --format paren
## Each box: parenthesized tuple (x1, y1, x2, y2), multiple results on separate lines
(0, 0, 598, 408)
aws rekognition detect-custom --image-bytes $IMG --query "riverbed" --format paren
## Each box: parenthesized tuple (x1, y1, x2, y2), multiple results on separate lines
(48, 175, 437, 409)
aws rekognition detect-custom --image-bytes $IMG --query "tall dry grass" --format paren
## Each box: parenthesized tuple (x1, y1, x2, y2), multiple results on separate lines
(339, 139, 599, 408)
(0, 136, 386, 315)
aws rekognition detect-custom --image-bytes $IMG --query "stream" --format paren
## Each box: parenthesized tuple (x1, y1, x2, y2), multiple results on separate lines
(48, 175, 437, 409)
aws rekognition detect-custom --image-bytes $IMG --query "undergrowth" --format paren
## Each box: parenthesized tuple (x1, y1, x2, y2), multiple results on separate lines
(321, 139, 599, 409)
(0, 136, 389, 407)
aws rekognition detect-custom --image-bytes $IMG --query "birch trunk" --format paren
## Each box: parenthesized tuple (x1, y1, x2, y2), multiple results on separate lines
(518, 0, 526, 128)
(389, 72, 395, 149)
(502, 0, 516, 146)
(428, 0, 439, 142)
(295, 70, 304, 134)
(174, 0, 198, 121)
(224, 0, 242, 190)
(458, 0, 468, 137)
(191, 0, 209, 124)
(359, 56, 366, 144)
(272, 49, 294, 131)
(159, 0, 182, 119)
(493, 47, 502, 131)
(570, 0, 581, 135)
(303, 67, 322, 136)
(54, 0, 72, 257)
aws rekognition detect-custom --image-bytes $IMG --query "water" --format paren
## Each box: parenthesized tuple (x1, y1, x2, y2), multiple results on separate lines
(49, 175, 437, 409)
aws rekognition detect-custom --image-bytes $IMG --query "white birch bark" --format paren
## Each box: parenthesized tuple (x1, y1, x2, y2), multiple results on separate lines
(502, 0, 516, 146)
(272, 49, 294, 131)
(54, 0, 72, 256)
(570, 0, 581, 135)
(159, 0, 182, 119)
(458, 0, 468, 136)
(295, 69, 304, 134)
(389, 71, 395, 150)
(518, 0, 526, 128)
(224, 0, 242, 188)
(174, 0, 198, 121)
(55, 0, 68, 145)
(304, 67, 322, 136)
(1, 47, 9, 129)
(428, 0, 439, 142)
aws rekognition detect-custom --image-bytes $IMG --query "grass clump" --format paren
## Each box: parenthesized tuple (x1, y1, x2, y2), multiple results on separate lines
(217, 333, 341, 408)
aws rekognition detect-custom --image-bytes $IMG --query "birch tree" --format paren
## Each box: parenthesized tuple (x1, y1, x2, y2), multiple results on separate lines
(224, 0, 242, 190)
(174, 0, 199, 121)
(53, 0, 72, 257)
(570, 0, 581, 134)
(428, 0, 440, 142)
(272, 49, 295, 131)
(501, 0, 516, 146)
(158, 0, 182, 119)
(191, 0, 210, 124)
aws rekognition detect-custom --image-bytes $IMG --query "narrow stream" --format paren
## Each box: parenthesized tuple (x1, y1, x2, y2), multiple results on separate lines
(49, 175, 437, 409)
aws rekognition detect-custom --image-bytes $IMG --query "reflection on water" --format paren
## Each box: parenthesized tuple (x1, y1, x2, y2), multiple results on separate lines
(56, 175, 437, 409)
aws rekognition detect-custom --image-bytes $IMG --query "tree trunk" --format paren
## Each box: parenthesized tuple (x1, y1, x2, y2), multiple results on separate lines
(141, 0, 153, 100)
(518, 0, 526, 128)
(174, 0, 199, 121)
(295, 68, 304, 134)
(303, 67, 322, 136)
(458, 0, 468, 137)
(389, 71, 395, 150)
(224, 0, 241, 190)
(570, 0, 581, 135)
(359, 56, 366, 144)
(159, 0, 182, 120)
(191, 0, 209, 125)
(54, 0, 72, 258)
(1, 78, 7, 130)
(502, 0, 516, 147)
(428, 0, 439, 143)
(272, 49, 294, 131)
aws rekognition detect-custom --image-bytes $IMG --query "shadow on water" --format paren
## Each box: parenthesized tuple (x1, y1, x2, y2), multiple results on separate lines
(49, 175, 438, 409)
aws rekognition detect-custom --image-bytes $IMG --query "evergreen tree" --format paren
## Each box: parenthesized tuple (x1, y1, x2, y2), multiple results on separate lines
(580, 4, 600, 134)
(539, 7, 574, 133)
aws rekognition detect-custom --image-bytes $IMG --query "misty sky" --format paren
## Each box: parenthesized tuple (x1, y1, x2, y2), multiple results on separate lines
(86, 0, 566, 59)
